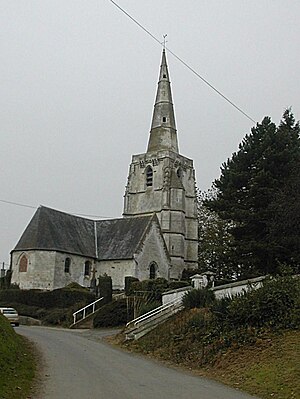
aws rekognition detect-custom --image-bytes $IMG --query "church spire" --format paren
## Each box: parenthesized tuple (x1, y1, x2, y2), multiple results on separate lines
(147, 50, 179, 153)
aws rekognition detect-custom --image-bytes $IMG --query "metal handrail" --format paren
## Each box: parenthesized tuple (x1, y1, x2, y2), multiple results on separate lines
(126, 297, 182, 330)
(72, 297, 104, 325)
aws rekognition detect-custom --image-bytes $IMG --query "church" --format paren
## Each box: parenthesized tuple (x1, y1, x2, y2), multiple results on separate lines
(10, 50, 198, 290)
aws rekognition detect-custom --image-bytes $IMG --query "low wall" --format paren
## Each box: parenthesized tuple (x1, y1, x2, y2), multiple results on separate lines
(211, 276, 267, 299)
(162, 276, 267, 304)
(162, 286, 192, 305)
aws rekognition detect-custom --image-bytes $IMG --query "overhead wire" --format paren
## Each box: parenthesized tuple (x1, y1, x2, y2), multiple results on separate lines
(109, 0, 257, 124)
(0, 199, 114, 219)
(1, 3, 258, 224)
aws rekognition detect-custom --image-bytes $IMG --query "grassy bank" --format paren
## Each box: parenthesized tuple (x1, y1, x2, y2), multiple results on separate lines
(206, 329, 299, 399)
(0, 315, 36, 399)
(117, 310, 299, 399)
(117, 277, 299, 399)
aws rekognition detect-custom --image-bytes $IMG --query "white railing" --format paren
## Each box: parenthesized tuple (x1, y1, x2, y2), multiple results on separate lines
(126, 297, 182, 331)
(72, 297, 104, 325)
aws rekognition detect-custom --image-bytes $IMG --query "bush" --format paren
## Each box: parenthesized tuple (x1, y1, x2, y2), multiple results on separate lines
(181, 268, 202, 280)
(98, 275, 112, 304)
(211, 276, 300, 330)
(131, 278, 169, 301)
(137, 300, 161, 317)
(0, 286, 95, 309)
(42, 308, 70, 326)
(182, 289, 215, 309)
(93, 299, 133, 328)
(0, 270, 12, 290)
(168, 281, 190, 290)
(125, 276, 139, 296)
(0, 285, 96, 326)
(210, 297, 231, 323)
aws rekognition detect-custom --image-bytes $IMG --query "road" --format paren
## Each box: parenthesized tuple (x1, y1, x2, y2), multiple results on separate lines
(18, 326, 258, 399)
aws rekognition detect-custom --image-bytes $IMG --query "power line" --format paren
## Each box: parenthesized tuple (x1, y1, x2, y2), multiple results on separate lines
(109, 0, 257, 124)
(0, 199, 36, 210)
(0, 199, 114, 219)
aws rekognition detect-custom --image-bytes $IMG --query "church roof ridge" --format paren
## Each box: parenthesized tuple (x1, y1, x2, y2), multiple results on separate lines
(12, 206, 157, 260)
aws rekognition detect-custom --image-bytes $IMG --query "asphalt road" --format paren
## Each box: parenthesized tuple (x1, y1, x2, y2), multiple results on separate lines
(18, 326, 258, 399)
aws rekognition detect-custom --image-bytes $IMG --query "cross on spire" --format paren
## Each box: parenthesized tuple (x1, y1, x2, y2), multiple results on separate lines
(162, 34, 168, 50)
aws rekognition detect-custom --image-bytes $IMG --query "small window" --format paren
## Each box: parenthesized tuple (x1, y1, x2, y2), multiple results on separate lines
(149, 262, 157, 280)
(84, 261, 91, 276)
(163, 74, 167, 78)
(162, 116, 167, 122)
(19, 255, 28, 272)
(64, 257, 71, 273)
(146, 166, 153, 187)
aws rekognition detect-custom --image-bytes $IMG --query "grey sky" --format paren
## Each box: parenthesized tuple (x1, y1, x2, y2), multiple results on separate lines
(1, 0, 300, 266)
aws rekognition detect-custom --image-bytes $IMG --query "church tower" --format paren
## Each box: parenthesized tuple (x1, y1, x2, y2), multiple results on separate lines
(123, 50, 198, 279)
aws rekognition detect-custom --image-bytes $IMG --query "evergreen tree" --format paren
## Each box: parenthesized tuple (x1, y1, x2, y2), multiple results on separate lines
(205, 109, 300, 277)
(197, 189, 235, 280)
(268, 161, 300, 271)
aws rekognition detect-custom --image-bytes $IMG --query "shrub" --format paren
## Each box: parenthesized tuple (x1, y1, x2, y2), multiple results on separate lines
(131, 278, 169, 301)
(168, 281, 190, 290)
(181, 268, 202, 280)
(0, 270, 12, 290)
(125, 276, 139, 296)
(42, 308, 70, 326)
(137, 300, 161, 317)
(210, 296, 232, 323)
(182, 289, 215, 309)
(0, 286, 95, 309)
(98, 275, 112, 304)
(211, 276, 300, 330)
(0, 285, 96, 326)
(93, 299, 133, 328)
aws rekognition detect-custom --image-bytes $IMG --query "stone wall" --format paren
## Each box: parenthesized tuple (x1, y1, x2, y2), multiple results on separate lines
(211, 276, 266, 299)
(161, 276, 267, 305)
(11, 250, 97, 290)
(11, 250, 56, 290)
(135, 220, 170, 282)
(97, 259, 135, 291)
(123, 150, 198, 274)
(162, 286, 192, 305)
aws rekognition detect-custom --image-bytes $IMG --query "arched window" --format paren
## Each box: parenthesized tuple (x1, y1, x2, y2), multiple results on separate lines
(84, 261, 91, 276)
(64, 257, 71, 273)
(19, 255, 28, 272)
(149, 262, 157, 280)
(146, 166, 153, 187)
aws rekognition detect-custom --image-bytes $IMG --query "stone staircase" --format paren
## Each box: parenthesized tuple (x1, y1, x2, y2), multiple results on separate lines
(125, 297, 183, 340)
(69, 297, 104, 329)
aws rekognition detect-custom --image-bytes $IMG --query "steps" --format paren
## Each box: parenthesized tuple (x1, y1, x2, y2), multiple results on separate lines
(125, 298, 183, 340)
(69, 297, 104, 329)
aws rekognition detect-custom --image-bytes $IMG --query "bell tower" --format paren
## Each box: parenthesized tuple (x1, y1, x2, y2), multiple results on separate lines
(123, 50, 198, 278)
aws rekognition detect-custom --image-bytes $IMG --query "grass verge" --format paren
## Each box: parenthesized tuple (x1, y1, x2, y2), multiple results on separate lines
(0, 315, 37, 399)
(114, 310, 299, 399)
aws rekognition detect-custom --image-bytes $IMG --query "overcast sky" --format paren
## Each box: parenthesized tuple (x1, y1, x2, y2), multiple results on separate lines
(1, 0, 300, 266)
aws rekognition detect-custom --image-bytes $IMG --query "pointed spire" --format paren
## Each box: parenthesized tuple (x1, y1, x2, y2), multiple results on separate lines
(147, 50, 179, 153)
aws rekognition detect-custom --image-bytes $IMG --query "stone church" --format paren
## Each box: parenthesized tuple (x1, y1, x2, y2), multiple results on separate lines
(10, 50, 198, 290)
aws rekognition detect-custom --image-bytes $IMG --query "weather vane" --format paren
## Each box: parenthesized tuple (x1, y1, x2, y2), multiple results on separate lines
(162, 34, 168, 50)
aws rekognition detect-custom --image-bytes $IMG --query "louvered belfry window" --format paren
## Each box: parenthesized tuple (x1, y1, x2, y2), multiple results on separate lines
(146, 166, 153, 187)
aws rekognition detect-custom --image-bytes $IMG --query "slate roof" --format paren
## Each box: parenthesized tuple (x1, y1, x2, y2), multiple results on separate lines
(96, 217, 153, 260)
(12, 206, 155, 260)
(13, 206, 96, 258)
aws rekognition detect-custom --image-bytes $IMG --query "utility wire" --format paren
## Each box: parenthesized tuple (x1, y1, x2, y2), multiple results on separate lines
(109, 0, 257, 124)
(0, 199, 114, 219)
(0, 199, 36, 210)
